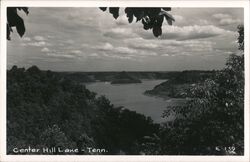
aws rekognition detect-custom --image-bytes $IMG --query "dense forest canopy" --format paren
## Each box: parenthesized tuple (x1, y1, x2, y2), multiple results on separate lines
(7, 66, 160, 154)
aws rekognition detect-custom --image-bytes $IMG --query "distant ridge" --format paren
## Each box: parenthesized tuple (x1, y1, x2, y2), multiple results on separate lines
(111, 71, 142, 84)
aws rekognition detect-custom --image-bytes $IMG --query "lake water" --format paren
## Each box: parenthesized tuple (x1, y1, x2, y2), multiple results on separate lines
(86, 80, 182, 123)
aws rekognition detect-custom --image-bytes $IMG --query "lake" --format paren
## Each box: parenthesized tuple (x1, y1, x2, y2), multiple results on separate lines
(86, 80, 182, 123)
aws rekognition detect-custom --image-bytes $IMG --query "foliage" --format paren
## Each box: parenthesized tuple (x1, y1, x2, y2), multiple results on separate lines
(7, 7, 29, 40)
(160, 26, 244, 155)
(100, 7, 174, 37)
(237, 25, 244, 51)
(39, 124, 77, 155)
(7, 66, 159, 155)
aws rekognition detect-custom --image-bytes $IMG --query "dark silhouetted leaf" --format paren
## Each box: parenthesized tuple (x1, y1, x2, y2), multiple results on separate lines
(148, 8, 161, 18)
(162, 7, 171, 11)
(133, 8, 144, 22)
(7, 8, 17, 26)
(159, 11, 175, 25)
(153, 26, 162, 37)
(128, 15, 133, 23)
(167, 18, 173, 25)
(125, 8, 134, 23)
(7, 24, 11, 40)
(15, 14, 25, 37)
(156, 15, 164, 27)
(18, 7, 29, 15)
(142, 19, 150, 30)
(99, 7, 107, 12)
(109, 7, 119, 19)
(7, 7, 28, 40)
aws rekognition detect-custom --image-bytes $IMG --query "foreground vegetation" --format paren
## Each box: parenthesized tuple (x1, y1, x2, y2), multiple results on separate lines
(7, 66, 159, 155)
(158, 25, 244, 155)
(159, 53, 244, 155)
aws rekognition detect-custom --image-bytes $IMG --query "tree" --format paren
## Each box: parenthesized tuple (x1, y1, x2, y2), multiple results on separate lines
(160, 25, 244, 155)
(7, 65, 160, 155)
(237, 25, 244, 51)
(39, 124, 77, 155)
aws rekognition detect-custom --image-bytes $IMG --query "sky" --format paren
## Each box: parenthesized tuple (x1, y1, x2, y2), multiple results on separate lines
(7, 7, 243, 71)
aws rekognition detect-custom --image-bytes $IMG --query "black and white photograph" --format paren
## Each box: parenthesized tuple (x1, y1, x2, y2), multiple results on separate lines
(0, 0, 249, 161)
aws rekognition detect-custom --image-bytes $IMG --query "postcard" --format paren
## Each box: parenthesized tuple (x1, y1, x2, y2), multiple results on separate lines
(0, 0, 249, 162)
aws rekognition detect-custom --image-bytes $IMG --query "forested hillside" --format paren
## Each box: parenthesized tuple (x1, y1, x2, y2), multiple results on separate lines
(111, 71, 142, 84)
(7, 65, 159, 155)
(145, 71, 216, 98)
(59, 71, 214, 83)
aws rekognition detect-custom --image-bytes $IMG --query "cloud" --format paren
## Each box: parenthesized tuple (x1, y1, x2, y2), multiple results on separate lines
(70, 50, 82, 54)
(65, 40, 74, 44)
(97, 43, 114, 50)
(114, 47, 137, 54)
(98, 43, 137, 55)
(115, 14, 129, 26)
(219, 18, 241, 26)
(126, 38, 159, 50)
(34, 36, 46, 41)
(161, 54, 170, 56)
(158, 25, 231, 41)
(23, 37, 31, 41)
(97, 43, 137, 55)
(81, 43, 90, 47)
(212, 13, 241, 26)
(198, 19, 209, 25)
(47, 35, 55, 39)
(137, 51, 158, 56)
(131, 43, 158, 49)
(95, 42, 158, 60)
(132, 38, 215, 57)
(103, 27, 137, 39)
(89, 53, 99, 57)
(46, 53, 76, 59)
(102, 53, 136, 61)
(169, 40, 214, 54)
(41, 47, 50, 52)
(28, 41, 47, 47)
(123, 37, 216, 58)
(173, 15, 184, 22)
(213, 13, 231, 19)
